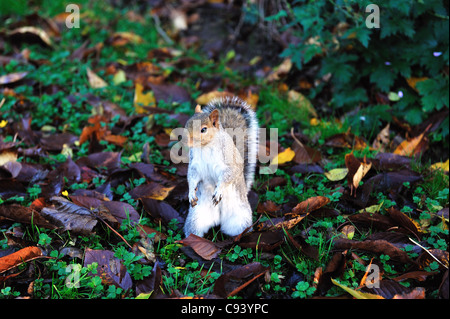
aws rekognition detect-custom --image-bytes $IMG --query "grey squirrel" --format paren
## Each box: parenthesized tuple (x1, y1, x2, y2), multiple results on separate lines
(183, 96, 259, 237)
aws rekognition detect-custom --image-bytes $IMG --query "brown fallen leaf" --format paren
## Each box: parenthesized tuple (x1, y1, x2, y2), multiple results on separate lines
(266, 58, 292, 82)
(393, 124, 431, 157)
(237, 231, 284, 252)
(75, 151, 121, 172)
(40, 196, 98, 235)
(176, 234, 221, 261)
(129, 182, 175, 201)
(291, 196, 330, 216)
(83, 248, 132, 291)
(0, 246, 43, 274)
(392, 287, 426, 299)
(213, 262, 268, 298)
(325, 129, 367, 150)
(8, 26, 52, 47)
(345, 152, 372, 196)
(362, 279, 424, 299)
(285, 230, 319, 260)
(372, 123, 390, 152)
(0, 204, 56, 230)
(141, 198, 184, 226)
(334, 238, 414, 264)
(387, 207, 422, 239)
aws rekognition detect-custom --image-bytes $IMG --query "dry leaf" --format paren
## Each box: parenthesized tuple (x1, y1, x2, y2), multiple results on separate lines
(8, 26, 52, 47)
(430, 159, 449, 172)
(134, 83, 156, 113)
(332, 278, 384, 299)
(0, 247, 43, 274)
(393, 124, 431, 157)
(324, 168, 348, 181)
(0, 72, 28, 85)
(86, 67, 108, 89)
(345, 153, 372, 196)
(266, 58, 292, 82)
(195, 91, 234, 105)
(372, 123, 390, 152)
(270, 147, 295, 166)
(288, 90, 317, 118)
(176, 234, 221, 260)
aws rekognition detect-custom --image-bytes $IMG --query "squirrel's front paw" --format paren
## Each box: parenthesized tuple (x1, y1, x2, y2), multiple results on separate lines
(212, 188, 223, 206)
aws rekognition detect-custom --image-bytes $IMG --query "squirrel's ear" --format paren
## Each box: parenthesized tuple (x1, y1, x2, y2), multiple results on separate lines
(209, 109, 219, 128)
(195, 104, 203, 113)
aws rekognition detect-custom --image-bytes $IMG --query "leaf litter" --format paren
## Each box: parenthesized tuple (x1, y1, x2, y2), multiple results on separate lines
(0, 1, 448, 300)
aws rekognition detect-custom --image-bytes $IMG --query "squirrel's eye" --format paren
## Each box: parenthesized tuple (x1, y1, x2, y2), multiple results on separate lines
(201, 127, 207, 133)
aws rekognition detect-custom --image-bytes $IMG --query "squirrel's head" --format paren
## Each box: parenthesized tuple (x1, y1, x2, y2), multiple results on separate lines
(184, 104, 220, 147)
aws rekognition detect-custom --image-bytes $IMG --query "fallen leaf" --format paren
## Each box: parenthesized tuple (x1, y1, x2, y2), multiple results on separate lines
(213, 262, 268, 298)
(345, 153, 372, 196)
(177, 234, 221, 260)
(332, 278, 384, 299)
(84, 248, 133, 291)
(372, 123, 390, 152)
(362, 279, 424, 299)
(0, 246, 43, 274)
(288, 90, 317, 118)
(134, 83, 156, 113)
(341, 225, 355, 240)
(316, 251, 348, 295)
(141, 198, 184, 226)
(416, 249, 449, 270)
(110, 31, 143, 46)
(334, 238, 414, 264)
(392, 287, 425, 299)
(430, 159, 449, 172)
(195, 91, 234, 105)
(324, 168, 348, 181)
(266, 58, 292, 82)
(40, 196, 98, 235)
(270, 147, 295, 166)
(112, 69, 127, 85)
(237, 231, 284, 252)
(0, 71, 28, 85)
(76, 151, 121, 172)
(325, 130, 367, 150)
(129, 182, 175, 201)
(86, 67, 108, 89)
(8, 26, 52, 47)
(387, 207, 422, 238)
(149, 83, 191, 104)
(0, 204, 56, 230)
(284, 230, 319, 260)
(394, 124, 431, 157)
(291, 196, 330, 215)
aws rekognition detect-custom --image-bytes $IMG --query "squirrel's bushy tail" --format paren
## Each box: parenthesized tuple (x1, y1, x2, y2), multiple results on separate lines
(205, 96, 259, 192)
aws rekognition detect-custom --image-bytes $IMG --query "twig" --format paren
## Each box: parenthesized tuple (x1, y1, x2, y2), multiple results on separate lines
(151, 13, 174, 45)
(290, 127, 304, 147)
(409, 237, 448, 270)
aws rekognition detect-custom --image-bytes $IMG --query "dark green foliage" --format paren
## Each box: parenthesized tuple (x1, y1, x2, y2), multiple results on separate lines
(279, 0, 449, 136)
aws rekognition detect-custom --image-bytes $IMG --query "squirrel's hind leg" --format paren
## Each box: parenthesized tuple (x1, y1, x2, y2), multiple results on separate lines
(219, 191, 252, 237)
(184, 193, 220, 238)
